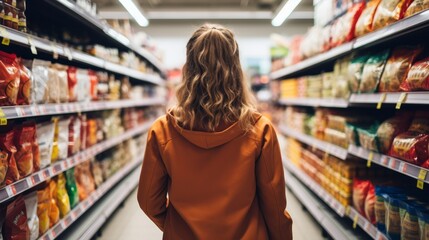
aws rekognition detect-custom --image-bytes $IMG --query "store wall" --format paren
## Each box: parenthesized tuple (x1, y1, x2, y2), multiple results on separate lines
(144, 21, 312, 73)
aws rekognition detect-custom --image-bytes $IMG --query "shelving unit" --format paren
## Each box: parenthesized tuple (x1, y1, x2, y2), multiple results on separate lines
(270, 9, 429, 80)
(283, 159, 388, 240)
(278, 98, 349, 108)
(0, 122, 152, 204)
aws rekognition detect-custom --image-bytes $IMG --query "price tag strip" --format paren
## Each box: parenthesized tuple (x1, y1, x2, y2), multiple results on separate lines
(0, 27, 10, 45)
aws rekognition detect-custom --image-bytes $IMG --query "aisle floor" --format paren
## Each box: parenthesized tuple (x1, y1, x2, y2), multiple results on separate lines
(96, 187, 326, 240)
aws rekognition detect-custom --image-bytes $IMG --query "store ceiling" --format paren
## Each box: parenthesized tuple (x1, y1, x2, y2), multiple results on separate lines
(95, 0, 314, 22)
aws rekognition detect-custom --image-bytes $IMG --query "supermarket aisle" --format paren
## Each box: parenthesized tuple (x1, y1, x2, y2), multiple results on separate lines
(97, 186, 325, 240)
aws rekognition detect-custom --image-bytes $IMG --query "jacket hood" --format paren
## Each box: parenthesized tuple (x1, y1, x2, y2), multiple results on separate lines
(167, 110, 262, 149)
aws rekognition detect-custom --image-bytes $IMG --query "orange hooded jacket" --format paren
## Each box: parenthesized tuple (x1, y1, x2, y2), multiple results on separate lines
(137, 111, 293, 240)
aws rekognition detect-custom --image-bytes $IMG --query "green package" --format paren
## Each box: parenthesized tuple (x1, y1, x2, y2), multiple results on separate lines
(348, 53, 370, 93)
(359, 50, 390, 93)
(65, 168, 79, 208)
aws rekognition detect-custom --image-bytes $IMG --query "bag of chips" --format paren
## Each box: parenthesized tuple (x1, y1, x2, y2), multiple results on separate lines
(330, 3, 365, 47)
(0, 51, 20, 106)
(48, 180, 60, 227)
(31, 59, 51, 104)
(37, 185, 50, 235)
(67, 67, 78, 102)
(417, 209, 429, 240)
(405, 0, 429, 17)
(399, 202, 422, 240)
(365, 183, 376, 224)
(68, 116, 81, 157)
(53, 64, 69, 103)
(75, 161, 95, 201)
(55, 174, 71, 218)
(76, 69, 90, 102)
(353, 179, 372, 216)
(65, 168, 79, 208)
(400, 57, 429, 91)
(373, 0, 413, 31)
(91, 160, 103, 187)
(17, 58, 32, 105)
(36, 121, 55, 169)
(88, 70, 99, 101)
(385, 194, 404, 240)
(376, 114, 412, 154)
(348, 54, 370, 93)
(1, 130, 19, 185)
(14, 122, 35, 178)
(4, 195, 30, 240)
(358, 122, 381, 152)
(51, 117, 70, 162)
(355, 0, 382, 37)
(359, 49, 390, 93)
(80, 114, 88, 151)
(24, 191, 39, 240)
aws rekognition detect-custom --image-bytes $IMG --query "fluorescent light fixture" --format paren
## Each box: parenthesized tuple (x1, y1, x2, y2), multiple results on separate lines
(271, 0, 302, 27)
(118, 0, 149, 27)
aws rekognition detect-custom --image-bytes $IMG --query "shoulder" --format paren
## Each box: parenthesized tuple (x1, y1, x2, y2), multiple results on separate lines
(147, 115, 175, 145)
(247, 114, 276, 142)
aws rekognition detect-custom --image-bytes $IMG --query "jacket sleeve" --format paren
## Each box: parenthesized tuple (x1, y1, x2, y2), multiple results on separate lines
(137, 128, 168, 231)
(256, 123, 293, 240)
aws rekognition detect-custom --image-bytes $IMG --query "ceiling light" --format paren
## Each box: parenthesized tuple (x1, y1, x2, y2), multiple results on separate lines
(271, 0, 302, 27)
(118, 0, 149, 27)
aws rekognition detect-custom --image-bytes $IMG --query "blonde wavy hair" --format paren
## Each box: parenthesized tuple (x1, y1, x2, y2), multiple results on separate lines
(172, 23, 256, 132)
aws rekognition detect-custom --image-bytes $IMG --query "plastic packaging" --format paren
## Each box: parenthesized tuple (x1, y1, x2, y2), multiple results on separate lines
(355, 0, 381, 37)
(0, 51, 20, 106)
(417, 210, 429, 240)
(24, 191, 39, 240)
(55, 174, 71, 217)
(53, 64, 69, 103)
(67, 67, 78, 102)
(31, 59, 51, 104)
(385, 195, 404, 240)
(51, 118, 70, 162)
(399, 203, 421, 240)
(365, 183, 376, 224)
(37, 185, 50, 235)
(75, 161, 95, 201)
(17, 58, 31, 105)
(390, 132, 429, 165)
(47, 65, 60, 103)
(376, 115, 412, 154)
(48, 180, 60, 227)
(76, 69, 90, 102)
(88, 70, 99, 100)
(348, 54, 370, 93)
(68, 116, 81, 157)
(401, 58, 429, 91)
(65, 168, 79, 208)
(359, 50, 390, 93)
(357, 123, 380, 152)
(373, 0, 413, 30)
(353, 179, 371, 216)
(1, 130, 19, 185)
(14, 122, 35, 178)
(379, 46, 422, 92)
(330, 2, 365, 47)
(4, 195, 30, 240)
(405, 0, 429, 17)
(36, 122, 55, 169)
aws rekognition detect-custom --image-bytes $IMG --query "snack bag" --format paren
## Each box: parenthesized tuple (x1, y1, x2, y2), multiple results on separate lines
(358, 122, 380, 152)
(4, 195, 30, 240)
(376, 114, 412, 154)
(385, 195, 404, 240)
(91, 160, 103, 187)
(373, 0, 413, 30)
(379, 46, 422, 92)
(0, 141, 7, 187)
(1, 130, 19, 185)
(355, 0, 382, 37)
(0, 51, 20, 106)
(37, 185, 50, 235)
(17, 58, 32, 105)
(24, 191, 39, 240)
(75, 161, 95, 201)
(67, 67, 78, 102)
(353, 179, 372, 215)
(36, 121, 55, 169)
(348, 54, 370, 93)
(80, 114, 88, 151)
(375, 187, 406, 233)
(359, 49, 390, 93)
(405, 0, 429, 17)
(399, 203, 421, 240)
(53, 64, 69, 103)
(365, 183, 376, 224)
(31, 59, 51, 104)
(76, 69, 90, 102)
(48, 180, 60, 227)
(88, 70, 99, 101)
(68, 116, 81, 157)
(47, 65, 60, 103)
(390, 132, 429, 165)
(401, 58, 429, 91)
(14, 122, 35, 178)
(51, 118, 70, 162)
(417, 210, 429, 240)
(65, 168, 79, 208)
(55, 174, 71, 217)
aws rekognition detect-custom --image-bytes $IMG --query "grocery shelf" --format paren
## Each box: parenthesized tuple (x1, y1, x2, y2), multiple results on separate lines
(45, 0, 166, 74)
(270, 10, 429, 80)
(283, 159, 388, 240)
(283, 166, 366, 240)
(1, 98, 165, 120)
(349, 93, 429, 106)
(348, 144, 429, 184)
(278, 98, 349, 108)
(3, 26, 164, 85)
(0, 122, 152, 204)
(278, 125, 348, 160)
(38, 151, 144, 240)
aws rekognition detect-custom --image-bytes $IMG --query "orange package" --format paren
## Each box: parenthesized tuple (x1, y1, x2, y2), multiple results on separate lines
(372, 0, 413, 30)
(88, 70, 99, 101)
(17, 58, 32, 105)
(1, 130, 20, 185)
(330, 3, 365, 47)
(75, 161, 95, 200)
(14, 122, 35, 178)
(0, 51, 20, 106)
(49, 180, 60, 227)
(37, 184, 51, 235)
(355, 0, 382, 37)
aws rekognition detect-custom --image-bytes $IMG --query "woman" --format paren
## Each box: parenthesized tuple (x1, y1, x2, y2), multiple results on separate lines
(138, 23, 293, 240)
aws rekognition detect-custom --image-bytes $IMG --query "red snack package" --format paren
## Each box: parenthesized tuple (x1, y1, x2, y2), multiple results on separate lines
(4, 195, 30, 240)
(400, 57, 429, 91)
(353, 179, 371, 215)
(67, 67, 78, 102)
(0, 51, 20, 106)
(376, 113, 413, 154)
(1, 130, 19, 185)
(331, 2, 365, 47)
(16, 58, 31, 105)
(14, 123, 35, 178)
(379, 46, 422, 92)
(88, 70, 99, 101)
(390, 132, 429, 165)
(68, 116, 81, 157)
(355, 0, 382, 37)
(364, 183, 376, 224)
(373, 0, 413, 31)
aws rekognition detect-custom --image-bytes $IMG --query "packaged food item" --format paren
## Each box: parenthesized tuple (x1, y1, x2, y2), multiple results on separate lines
(324, 128, 348, 148)
(0, 141, 7, 187)
(17, 58, 31, 105)
(400, 203, 421, 240)
(365, 183, 376, 224)
(390, 132, 429, 165)
(75, 161, 95, 200)
(88, 70, 98, 100)
(36, 122, 55, 169)
(37, 185, 50, 235)
(96, 71, 109, 100)
(353, 179, 371, 215)
(47, 65, 60, 104)
(359, 50, 390, 93)
(346, 123, 359, 146)
(86, 119, 98, 147)
(376, 114, 412, 154)
(65, 168, 79, 208)
(24, 191, 39, 240)
(48, 180, 60, 227)
(385, 195, 404, 240)
(67, 67, 78, 102)
(121, 77, 131, 99)
(80, 114, 88, 151)
(409, 112, 429, 133)
(417, 210, 429, 240)
(1, 130, 19, 185)
(355, 0, 382, 37)
(68, 116, 81, 157)
(348, 54, 370, 93)
(401, 58, 429, 91)
(3, 195, 30, 240)
(0, 51, 20, 106)
(55, 174, 71, 217)
(379, 46, 422, 92)
(91, 160, 103, 187)
(358, 123, 380, 152)
(373, 0, 413, 30)
(108, 75, 121, 100)
(51, 118, 70, 162)
(14, 123, 36, 178)
(53, 64, 69, 103)
(31, 59, 51, 104)
(17, 0, 26, 32)
(76, 69, 90, 102)
(405, 0, 429, 17)
(331, 2, 365, 47)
